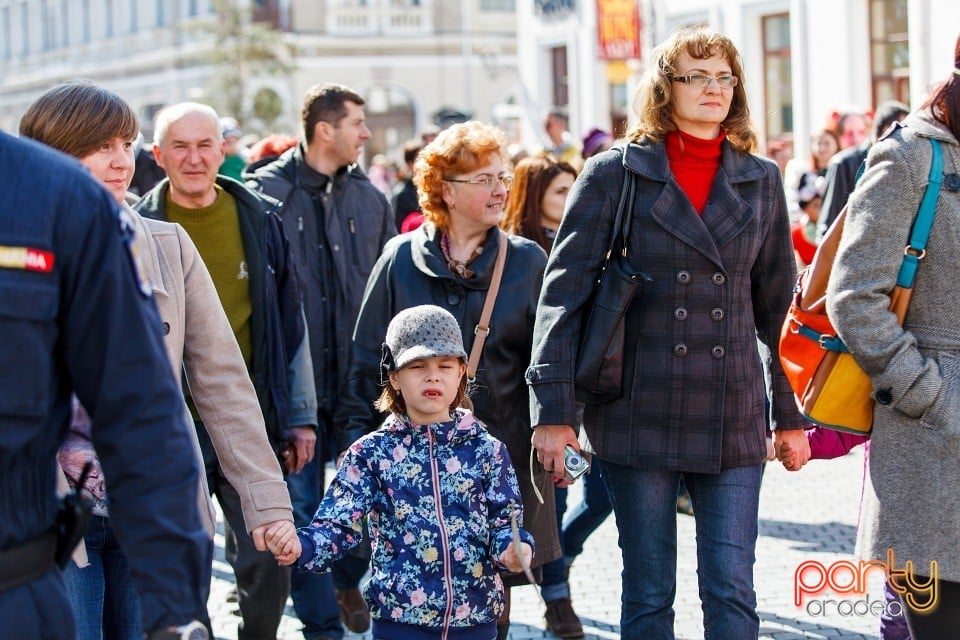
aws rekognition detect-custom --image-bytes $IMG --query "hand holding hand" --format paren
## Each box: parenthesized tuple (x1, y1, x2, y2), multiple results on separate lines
(256, 520, 301, 566)
(499, 542, 533, 574)
(765, 433, 777, 462)
(775, 429, 811, 471)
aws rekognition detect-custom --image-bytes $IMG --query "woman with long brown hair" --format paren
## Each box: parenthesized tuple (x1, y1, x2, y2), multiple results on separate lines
(501, 154, 577, 253)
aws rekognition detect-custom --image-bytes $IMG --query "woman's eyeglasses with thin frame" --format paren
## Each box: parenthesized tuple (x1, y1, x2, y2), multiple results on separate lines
(444, 175, 514, 191)
(672, 74, 739, 89)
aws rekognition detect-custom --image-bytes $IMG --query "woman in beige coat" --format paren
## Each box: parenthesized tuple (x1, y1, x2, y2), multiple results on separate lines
(826, 36, 960, 639)
(20, 81, 299, 638)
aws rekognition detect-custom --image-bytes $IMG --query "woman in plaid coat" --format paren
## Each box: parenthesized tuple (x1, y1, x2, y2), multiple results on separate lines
(526, 24, 806, 639)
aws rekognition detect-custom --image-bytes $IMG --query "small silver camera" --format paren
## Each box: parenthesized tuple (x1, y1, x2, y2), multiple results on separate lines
(563, 445, 590, 480)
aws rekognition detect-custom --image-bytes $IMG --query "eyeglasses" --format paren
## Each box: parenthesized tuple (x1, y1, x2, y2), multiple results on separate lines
(444, 175, 514, 191)
(672, 73, 739, 89)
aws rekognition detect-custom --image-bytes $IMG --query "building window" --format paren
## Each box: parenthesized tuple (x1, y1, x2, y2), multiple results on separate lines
(188, 0, 199, 17)
(1, 7, 10, 59)
(481, 0, 515, 10)
(550, 45, 569, 110)
(105, 0, 114, 37)
(156, 0, 165, 25)
(130, 0, 138, 33)
(19, 0, 28, 55)
(81, 0, 91, 42)
(60, 0, 69, 47)
(41, 0, 54, 51)
(869, 0, 910, 106)
(761, 13, 792, 139)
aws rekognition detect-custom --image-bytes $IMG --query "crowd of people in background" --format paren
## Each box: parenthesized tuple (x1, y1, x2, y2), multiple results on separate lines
(6, 19, 960, 640)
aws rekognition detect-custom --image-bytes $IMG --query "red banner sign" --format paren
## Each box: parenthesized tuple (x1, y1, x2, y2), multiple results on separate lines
(596, 0, 640, 60)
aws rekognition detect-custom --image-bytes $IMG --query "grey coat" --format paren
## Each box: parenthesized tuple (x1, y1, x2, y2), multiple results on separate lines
(827, 110, 960, 581)
(527, 141, 805, 473)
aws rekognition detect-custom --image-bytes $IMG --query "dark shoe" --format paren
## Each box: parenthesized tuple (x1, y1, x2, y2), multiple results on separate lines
(544, 597, 584, 638)
(336, 587, 371, 633)
(676, 491, 694, 516)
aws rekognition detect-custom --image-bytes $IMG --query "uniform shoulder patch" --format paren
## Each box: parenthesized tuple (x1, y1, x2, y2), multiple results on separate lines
(0, 245, 55, 273)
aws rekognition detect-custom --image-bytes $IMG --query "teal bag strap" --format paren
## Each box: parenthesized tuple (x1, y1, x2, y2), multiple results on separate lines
(896, 138, 943, 288)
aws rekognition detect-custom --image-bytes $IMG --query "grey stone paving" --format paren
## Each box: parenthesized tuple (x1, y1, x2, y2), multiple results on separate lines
(210, 447, 883, 639)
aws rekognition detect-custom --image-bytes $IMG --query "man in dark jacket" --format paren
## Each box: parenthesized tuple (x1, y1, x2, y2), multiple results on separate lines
(136, 102, 318, 640)
(817, 100, 910, 238)
(391, 138, 424, 231)
(245, 83, 395, 638)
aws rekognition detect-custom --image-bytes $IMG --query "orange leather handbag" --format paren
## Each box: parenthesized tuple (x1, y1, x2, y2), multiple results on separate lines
(779, 137, 943, 434)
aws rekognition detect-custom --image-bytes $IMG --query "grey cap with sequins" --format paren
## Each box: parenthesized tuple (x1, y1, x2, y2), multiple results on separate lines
(385, 305, 467, 370)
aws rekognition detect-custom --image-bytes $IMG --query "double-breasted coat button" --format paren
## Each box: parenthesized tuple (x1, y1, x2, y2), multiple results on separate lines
(673, 343, 688, 357)
(162, 322, 170, 336)
(876, 389, 893, 404)
(447, 294, 460, 305)
(712, 272, 726, 286)
(711, 345, 726, 359)
(674, 306, 688, 320)
(677, 270, 691, 284)
(711, 308, 724, 321)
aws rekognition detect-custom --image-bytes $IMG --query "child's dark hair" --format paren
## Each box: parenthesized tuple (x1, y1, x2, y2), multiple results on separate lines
(374, 359, 469, 416)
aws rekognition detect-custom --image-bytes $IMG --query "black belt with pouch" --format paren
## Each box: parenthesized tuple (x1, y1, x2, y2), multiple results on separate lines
(0, 461, 94, 593)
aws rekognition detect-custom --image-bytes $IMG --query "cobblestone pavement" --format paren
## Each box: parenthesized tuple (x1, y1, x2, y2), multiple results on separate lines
(210, 447, 885, 639)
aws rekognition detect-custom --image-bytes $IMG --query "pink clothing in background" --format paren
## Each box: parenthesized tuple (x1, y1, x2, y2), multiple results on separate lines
(807, 427, 870, 460)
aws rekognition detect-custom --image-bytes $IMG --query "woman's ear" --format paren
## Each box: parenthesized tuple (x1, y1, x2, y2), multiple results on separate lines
(388, 370, 400, 391)
(441, 180, 457, 210)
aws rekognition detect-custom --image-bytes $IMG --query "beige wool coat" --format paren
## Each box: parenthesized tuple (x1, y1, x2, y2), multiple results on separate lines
(128, 203, 293, 536)
(827, 110, 960, 582)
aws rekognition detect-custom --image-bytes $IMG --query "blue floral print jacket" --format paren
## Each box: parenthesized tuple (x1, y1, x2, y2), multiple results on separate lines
(296, 408, 534, 634)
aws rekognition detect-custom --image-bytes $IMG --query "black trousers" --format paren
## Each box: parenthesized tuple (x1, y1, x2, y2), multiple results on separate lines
(902, 575, 960, 639)
(197, 421, 291, 640)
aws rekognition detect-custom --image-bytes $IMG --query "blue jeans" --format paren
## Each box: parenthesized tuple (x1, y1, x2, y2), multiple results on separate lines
(62, 515, 142, 640)
(563, 465, 612, 559)
(599, 460, 762, 640)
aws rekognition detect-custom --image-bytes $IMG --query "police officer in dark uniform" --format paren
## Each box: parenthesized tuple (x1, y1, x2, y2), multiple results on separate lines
(0, 131, 210, 639)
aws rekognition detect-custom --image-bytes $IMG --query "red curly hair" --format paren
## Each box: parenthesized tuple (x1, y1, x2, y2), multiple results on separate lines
(412, 121, 506, 232)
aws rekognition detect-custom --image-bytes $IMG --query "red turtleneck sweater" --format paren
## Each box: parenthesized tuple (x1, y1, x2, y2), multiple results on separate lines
(665, 129, 725, 215)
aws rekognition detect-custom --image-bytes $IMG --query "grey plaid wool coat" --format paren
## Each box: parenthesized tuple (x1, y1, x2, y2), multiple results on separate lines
(527, 140, 806, 473)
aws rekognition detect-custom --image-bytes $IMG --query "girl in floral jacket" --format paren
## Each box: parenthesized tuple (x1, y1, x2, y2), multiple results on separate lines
(270, 305, 533, 640)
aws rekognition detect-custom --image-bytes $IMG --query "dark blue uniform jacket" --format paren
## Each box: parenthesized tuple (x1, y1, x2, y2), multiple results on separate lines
(0, 132, 209, 633)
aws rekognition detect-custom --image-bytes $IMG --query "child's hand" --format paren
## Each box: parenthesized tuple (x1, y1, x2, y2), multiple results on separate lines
(765, 434, 776, 462)
(264, 520, 301, 566)
(499, 542, 532, 574)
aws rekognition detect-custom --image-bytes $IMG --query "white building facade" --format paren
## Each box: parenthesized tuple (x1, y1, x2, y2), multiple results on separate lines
(0, 0, 521, 164)
(515, 0, 957, 162)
